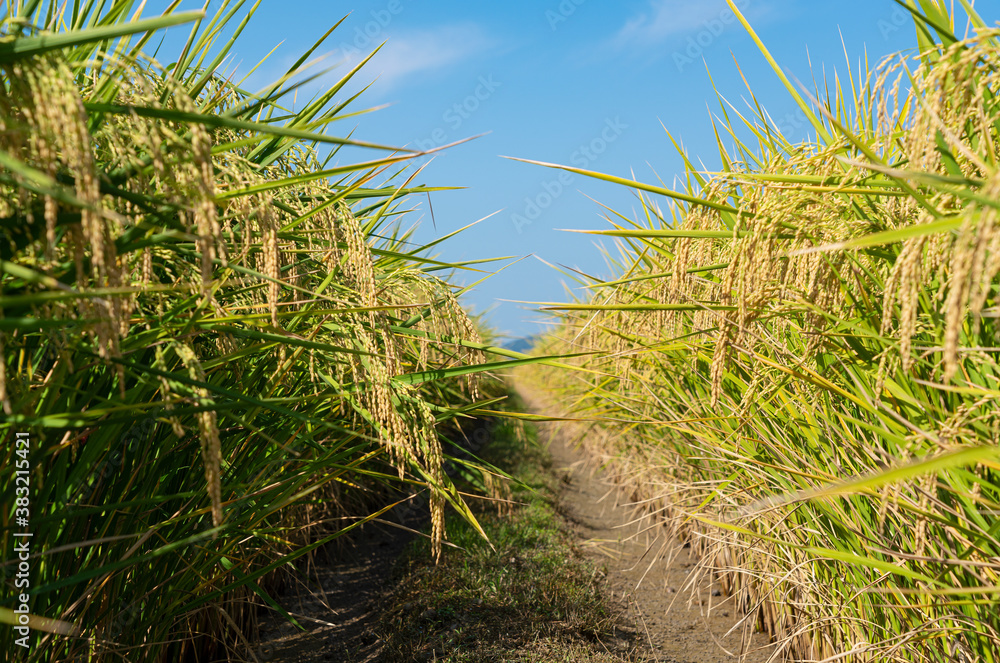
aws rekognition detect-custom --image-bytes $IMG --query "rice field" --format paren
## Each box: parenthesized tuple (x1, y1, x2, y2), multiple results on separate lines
(3, 1, 1000, 662)
(0, 2, 536, 660)
(525, 2, 1000, 661)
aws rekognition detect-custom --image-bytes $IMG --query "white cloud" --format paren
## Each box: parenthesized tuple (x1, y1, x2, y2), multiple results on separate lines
(342, 23, 496, 92)
(235, 22, 496, 108)
(611, 0, 756, 48)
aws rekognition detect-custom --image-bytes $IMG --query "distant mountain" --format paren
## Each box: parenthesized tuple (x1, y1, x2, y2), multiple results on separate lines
(502, 335, 541, 354)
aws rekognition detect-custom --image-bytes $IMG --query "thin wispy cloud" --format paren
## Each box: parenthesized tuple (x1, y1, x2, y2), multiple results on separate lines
(239, 22, 496, 107)
(346, 23, 496, 92)
(609, 0, 760, 49)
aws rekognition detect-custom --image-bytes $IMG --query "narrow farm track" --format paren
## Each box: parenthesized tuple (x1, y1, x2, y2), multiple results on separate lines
(524, 390, 778, 663)
(252, 397, 777, 662)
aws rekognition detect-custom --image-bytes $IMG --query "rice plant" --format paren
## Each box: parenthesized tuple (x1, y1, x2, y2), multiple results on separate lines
(0, 2, 540, 660)
(524, 1, 1000, 660)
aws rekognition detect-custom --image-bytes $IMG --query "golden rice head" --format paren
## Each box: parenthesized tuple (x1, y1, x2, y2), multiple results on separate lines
(442, 290, 485, 400)
(387, 275, 438, 370)
(344, 319, 412, 473)
(258, 201, 282, 329)
(319, 203, 344, 272)
(696, 143, 894, 405)
(103, 63, 225, 294)
(665, 236, 693, 336)
(963, 177, 1000, 322)
(327, 204, 408, 377)
(159, 76, 226, 288)
(710, 328, 731, 408)
(11, 58, 106, 274)
(174, 342, 224, 529)
(738, 371, 761, 419)
(153, 345, 188, 439)
(343, 309, 449, 557)
(942, 198, 999, 382)
(695, 175, 827, 400)
(412, 397, 446, 561)
(901, 33, 1000, 381)
(883, 236, 929, 372)
(429, 489, 446, 564)
(141, 248, 153, 286)
(336, 203, 378, 307)
(1, 56, 131, 387)
(906, 30, 1000, 180)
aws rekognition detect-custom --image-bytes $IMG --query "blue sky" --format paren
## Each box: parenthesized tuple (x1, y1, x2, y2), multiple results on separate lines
(150, 0, 990, 339)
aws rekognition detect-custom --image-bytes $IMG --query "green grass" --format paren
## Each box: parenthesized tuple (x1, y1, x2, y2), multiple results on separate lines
(371, 402, 649, 662)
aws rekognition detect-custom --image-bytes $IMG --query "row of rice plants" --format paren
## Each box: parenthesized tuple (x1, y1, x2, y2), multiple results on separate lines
(0, 2, 539, 660)
(524, 2, 1000, 660)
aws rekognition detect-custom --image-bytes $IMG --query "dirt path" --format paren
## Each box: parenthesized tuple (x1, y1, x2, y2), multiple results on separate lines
(252, 398, 777, 662)
(543, 423, 775, 663)
(517, 381, 777, 663)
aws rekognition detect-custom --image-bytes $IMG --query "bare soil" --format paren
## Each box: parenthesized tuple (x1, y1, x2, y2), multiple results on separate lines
(541, 419, 776, 663)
